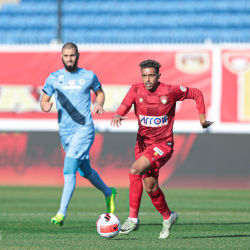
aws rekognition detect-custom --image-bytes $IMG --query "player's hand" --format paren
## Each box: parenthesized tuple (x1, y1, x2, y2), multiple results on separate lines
(200, 120, 214, 129)
(111, 114, 128, 127)
(93, 105, 105, 115)
(42, 102, 53, 112)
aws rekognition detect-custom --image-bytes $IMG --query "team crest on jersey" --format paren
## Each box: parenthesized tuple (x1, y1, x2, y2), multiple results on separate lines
(139, 98, 143, 102)
(68, 80, 76, 86)
(79, 79, 85, 85)
(180, 86, 187, 92)
(160, 96, 168, 104)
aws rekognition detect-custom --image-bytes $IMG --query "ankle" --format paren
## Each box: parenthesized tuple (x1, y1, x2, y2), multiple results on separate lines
(129, 217, 139, 224)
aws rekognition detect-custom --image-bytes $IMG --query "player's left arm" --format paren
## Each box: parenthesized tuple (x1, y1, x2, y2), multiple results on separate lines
(199, 113, 213, 128)
(186, 87, 213, 129)
(93, 87, 105, 115)
(174, 85, 214, 129)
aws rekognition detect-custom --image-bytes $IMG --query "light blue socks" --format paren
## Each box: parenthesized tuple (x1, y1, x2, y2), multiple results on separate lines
(85, 169, 112, 198)
(58, 156, 112, 218)
(58, 173, 76, 217)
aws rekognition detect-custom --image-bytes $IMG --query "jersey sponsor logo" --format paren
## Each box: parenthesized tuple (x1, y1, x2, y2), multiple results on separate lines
(63, 86, 81, 89)
(139, 114, 168, 127)
(139, 98, 143, 102)
(180, 86, 187, 92)
(160, 96, 167, 104)
(68, 80, 76, 86)
(79, 79, 85, 85)
(153, 147, 164, 156)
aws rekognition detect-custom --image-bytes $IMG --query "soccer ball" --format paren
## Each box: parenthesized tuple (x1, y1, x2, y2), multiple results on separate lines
(96, 213, 121, 238)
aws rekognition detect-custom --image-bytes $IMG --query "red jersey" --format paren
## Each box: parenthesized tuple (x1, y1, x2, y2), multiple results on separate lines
(115, 82, 205, 146)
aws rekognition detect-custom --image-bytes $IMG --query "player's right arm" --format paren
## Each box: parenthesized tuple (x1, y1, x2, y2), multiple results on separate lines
(41, 75, 55, 112)
(40, 93, 53, 112)
(111, 86, 135, 128)
(111, 114, 129, 127)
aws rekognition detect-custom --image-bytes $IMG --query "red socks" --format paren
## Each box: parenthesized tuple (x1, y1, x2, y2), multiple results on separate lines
(148, 188, 171, 220)
(129, 174, 143, 218)
(128, 174, 171, 220)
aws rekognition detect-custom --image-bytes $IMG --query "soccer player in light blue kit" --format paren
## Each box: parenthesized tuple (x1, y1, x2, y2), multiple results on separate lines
(40, 43, 116, 226)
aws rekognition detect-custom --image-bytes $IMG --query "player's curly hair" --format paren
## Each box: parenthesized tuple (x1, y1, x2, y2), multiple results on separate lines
(139, 59, 162, 74)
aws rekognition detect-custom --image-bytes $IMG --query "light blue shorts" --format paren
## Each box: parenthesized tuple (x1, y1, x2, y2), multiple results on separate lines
(60, 124, 95, 160)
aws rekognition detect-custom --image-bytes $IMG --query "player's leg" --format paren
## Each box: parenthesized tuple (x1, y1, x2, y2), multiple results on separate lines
(143, 144, 178, 238)
(51, 156, 80, 226)
(75, 126, 116, 213)
(119, 155, 151, 235)
(144, 177, 178, 238)
(144, 176, 171, 220)
(78, 159, 117, 213)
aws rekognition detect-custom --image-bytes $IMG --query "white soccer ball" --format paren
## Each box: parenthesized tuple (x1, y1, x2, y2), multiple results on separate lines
(96, 213, 121, 238)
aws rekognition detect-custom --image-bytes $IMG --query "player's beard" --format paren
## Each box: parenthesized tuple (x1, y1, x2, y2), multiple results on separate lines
(63, 58, 78, 72)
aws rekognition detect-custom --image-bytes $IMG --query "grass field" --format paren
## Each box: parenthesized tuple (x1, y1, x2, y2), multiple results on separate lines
(0, 187, 249, 250)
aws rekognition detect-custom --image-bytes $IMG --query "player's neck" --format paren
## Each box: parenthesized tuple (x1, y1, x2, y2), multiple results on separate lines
(147, 82, 160, 93)
(64, 67, 78, 73)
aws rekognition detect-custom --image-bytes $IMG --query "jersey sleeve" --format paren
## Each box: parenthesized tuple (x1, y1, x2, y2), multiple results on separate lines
(90, 73, 101, 92)
(115, 86, 135, 116)
(172, 85, 206, 114)
(42, 75, 55, 97)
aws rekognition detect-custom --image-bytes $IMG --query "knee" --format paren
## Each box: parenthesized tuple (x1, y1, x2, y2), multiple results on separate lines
(63, 165, 77, 175)
(145, 186, 158, 194)
(129, 166, 141, 175)
(78, 159, 92, 178)
(63, 157, 79, 175)
(79, 168, 92, 178)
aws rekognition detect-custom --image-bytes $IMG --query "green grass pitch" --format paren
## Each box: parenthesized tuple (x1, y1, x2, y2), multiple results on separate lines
(0, 187, 249, 249)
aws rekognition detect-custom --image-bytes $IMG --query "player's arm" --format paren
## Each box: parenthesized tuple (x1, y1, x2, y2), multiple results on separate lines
(40, 93, 53, 112)
(199, 114, 213, 129)
(186, 88, 213, 129)
(174, 85, 213, 129)
(93, 87, 105, 115)
(111, 87, 134, 128)
(111, 114, 129, 127)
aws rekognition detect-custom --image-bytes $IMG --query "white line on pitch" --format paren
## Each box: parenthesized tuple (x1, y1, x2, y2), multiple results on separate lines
(0, 212, 249, 216)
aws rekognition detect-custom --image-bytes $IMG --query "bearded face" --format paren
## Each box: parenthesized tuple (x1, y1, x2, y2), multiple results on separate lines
(61, 48, 79, 73)
(62, 57, 78, 72)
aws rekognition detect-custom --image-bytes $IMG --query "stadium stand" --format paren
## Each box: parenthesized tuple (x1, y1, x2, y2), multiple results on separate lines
(0, 0, 250, 44)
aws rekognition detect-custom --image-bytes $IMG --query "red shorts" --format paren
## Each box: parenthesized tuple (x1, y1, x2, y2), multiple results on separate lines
(134, 141, 174, 180)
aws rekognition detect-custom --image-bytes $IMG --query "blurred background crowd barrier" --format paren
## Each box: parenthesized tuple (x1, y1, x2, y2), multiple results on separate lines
(0, 0, 249, 188)
(1, 0, 250, 44)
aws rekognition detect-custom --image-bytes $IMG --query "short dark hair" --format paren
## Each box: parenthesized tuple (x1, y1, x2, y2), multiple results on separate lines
(62, 43, 78, 54)
(139, 59, 162, 74)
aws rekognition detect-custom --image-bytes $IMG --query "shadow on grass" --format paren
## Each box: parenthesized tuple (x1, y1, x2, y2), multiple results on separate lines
(177, 234, 250, 239)
(141, 222, 250, 226)
(112, 238, 138, 241)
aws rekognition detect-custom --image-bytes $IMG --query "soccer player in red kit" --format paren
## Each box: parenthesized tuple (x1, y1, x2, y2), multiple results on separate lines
(111, 59, 213, 238)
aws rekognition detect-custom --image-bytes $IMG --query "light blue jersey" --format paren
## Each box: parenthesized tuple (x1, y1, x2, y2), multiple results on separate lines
(43, 67, 101, 135)
(45, 66, 112, 220)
